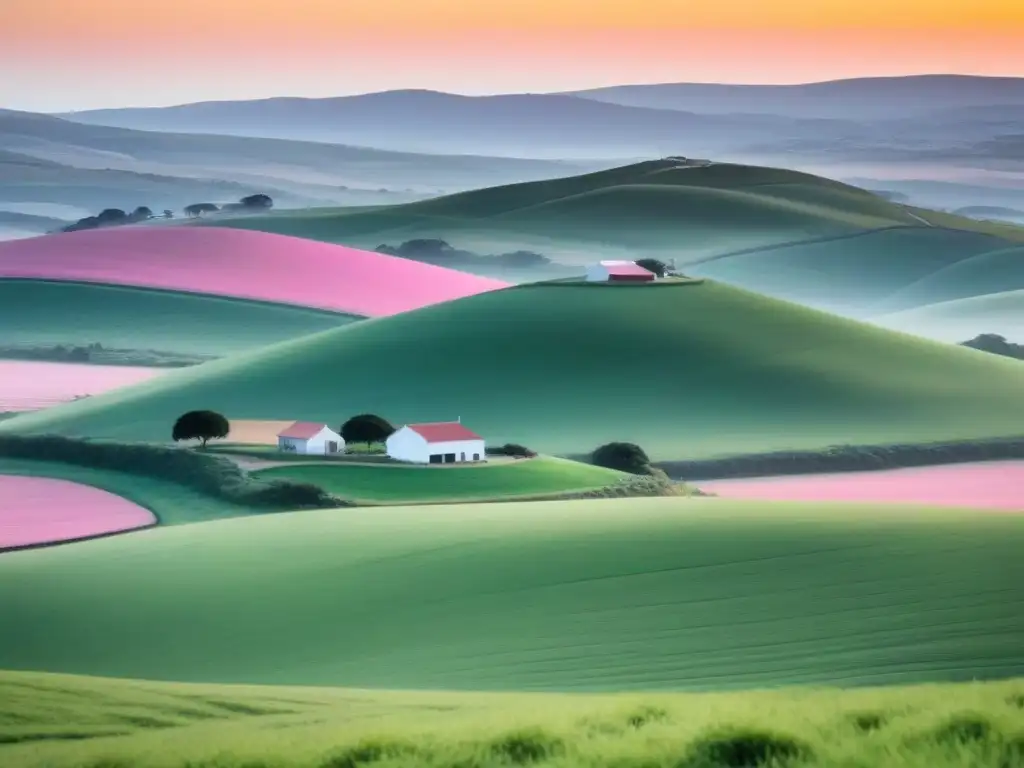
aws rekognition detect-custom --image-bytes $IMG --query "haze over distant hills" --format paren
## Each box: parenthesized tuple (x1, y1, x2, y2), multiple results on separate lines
(0, 108, 603, 234)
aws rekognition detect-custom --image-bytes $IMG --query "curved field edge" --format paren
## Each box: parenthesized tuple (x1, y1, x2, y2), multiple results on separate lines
(249, 456, 629, 503)
(0, 278, 362, 359)
(1, 671, 1023, 768)
(1, 498, 1021, 691)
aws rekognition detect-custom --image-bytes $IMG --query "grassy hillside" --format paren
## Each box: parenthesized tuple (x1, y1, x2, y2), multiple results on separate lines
(0, 458, 251, 525)
(4, 280, 1024, 460)
(1, 497, 1022, 691)
(871, 290, 1024, 343)
(1, 671, 1023, 768)
(0, 279, 359, 358)
(251, 456, 626, 504)
(208, 160, 918, 255)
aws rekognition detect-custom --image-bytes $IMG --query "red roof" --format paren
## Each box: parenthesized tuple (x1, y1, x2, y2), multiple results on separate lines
(406, 422, 482, 443)
(277, 421, 329, 440)
(601, 261, 655, 277)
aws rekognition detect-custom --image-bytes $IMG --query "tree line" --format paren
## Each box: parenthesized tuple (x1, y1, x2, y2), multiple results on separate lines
(59, 194, 274, 233)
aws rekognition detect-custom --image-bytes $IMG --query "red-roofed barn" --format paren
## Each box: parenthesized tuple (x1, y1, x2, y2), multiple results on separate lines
(585, 260, 655, 283)
(386, 421, 486, 464)
(277, 421, 344, 455)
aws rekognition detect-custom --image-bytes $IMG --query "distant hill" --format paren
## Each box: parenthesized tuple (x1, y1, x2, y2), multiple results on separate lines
(0, 109, 600, 213)
(870, 290, 1024, 343)
(566, 75, 1024, 120)
(56, 91, 861, 159)
(201, 158, 1024, 316)
(4, 280, 1024, 461)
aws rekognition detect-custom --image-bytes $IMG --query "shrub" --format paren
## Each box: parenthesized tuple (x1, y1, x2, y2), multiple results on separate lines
(488, 443, 537, 458)
(0, 435, 350, 510)
(591, 442, 652, 475)
(680, 727, 812, 767)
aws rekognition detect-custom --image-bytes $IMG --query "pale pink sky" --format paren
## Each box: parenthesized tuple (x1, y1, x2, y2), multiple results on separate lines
(1, 1, 1022, 111)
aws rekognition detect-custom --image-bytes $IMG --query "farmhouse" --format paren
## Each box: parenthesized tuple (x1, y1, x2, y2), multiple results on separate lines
(277, 422, 344, 455)
(585, 260, 656, 283)
(386, 421, 486, 464)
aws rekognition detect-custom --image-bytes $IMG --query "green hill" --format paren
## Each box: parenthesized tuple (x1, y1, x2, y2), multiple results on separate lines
(3, 280, 1024, 460)
(0, 279, 358, 359)
(3, 671, 1023, 768)
(1, 498, 1021, 691)
(870, 290, 1024, 343)
(249, 456, 627, 504)
(201, 159, 1024, 315)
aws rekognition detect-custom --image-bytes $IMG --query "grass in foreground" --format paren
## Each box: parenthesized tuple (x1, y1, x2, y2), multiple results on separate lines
(0, 498, 1021, 691)
(250, 456, 626, 503)
(6, 280, 1024, 460)
(0, 670, 1023, 767)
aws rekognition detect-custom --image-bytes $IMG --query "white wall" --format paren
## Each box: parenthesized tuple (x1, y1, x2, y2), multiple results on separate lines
(386, 427, 486, 464)
(278, 427, 344, 455)
(585, 264, 609, 282)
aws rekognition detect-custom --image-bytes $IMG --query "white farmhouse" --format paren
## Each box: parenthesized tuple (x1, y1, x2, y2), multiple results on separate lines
(386, 421, 485, 464)
(276, 421, 344, 455)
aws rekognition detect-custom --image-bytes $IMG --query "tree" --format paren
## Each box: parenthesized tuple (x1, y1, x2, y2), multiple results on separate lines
(162, 210, 174, 219)
(172, 410, 229, 448)
(130, 206, 153, 221)
(591, 441, 652, 475)
(340, 413, 395, 448)
(495, 250, 550, 268)
(184, 203, 219, 218)
(97, 208, 128, 225)
(635, 258, 668, 278)
(240, 193, 273, 209)
(960, 333, 1024, 360)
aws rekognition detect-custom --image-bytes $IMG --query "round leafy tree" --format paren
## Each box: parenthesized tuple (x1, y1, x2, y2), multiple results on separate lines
(240, 193, 274, 209)
(340, 413, 395, 447)
(172, 410, 229, 448)
(591, 441, 652, 475)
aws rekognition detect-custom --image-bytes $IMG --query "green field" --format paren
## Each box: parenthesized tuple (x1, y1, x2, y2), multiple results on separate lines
(1, 498, 1021, 692)
(0, 458, 252, 525)
(205, 160, 921, 258)
(250, 456, 626, 503)
(1, 670, 1022, 768)
(871, 290, 1024, 343)
(5, 280, 1024, 460)
(0, 279, 359, 358)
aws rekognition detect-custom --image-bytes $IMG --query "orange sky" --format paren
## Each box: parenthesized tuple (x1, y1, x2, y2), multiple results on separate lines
(2, 0, 1023, 110)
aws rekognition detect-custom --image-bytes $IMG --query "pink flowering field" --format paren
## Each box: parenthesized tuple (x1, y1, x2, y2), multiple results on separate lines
(0, 361, 164, 412)
(0, 226, 509, 316)
(0, 475, 156, 550)
(700, 461, 1024, 510)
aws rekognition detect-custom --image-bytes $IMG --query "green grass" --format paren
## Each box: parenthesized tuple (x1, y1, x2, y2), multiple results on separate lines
(250, 456, 626, 503)
(5, 280, 1024, 460)
(0, 498, 1022, 691)
(1, 670, 1023, 768)
(871, 290, 1024, 343)
(0, 279, 359, 357)
(0, 458, 253, 526)
(205, 160, 920, 257)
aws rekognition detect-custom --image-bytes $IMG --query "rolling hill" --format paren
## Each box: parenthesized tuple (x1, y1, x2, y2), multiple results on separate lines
(1, 497, 1021, 690)
(870, 290, 1024, 343)
(0, 109, 600, 215)
(204, 158, 1024, 316)
(0, 226, 508, 317)
(0, 280, 358, 358)
(4, 280, 1024, 460)
(55, 91, 859, 159)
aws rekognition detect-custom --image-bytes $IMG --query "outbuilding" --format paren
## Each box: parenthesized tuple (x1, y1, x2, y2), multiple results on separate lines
(585, 260, 656, 283)
(277, 421, 344, 455)
(386, 421, 486, 464)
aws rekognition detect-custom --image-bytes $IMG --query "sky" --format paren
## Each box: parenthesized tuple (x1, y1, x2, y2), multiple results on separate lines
(2, 0, 1023, 112)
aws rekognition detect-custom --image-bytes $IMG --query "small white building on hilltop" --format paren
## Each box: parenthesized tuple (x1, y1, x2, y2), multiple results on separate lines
(386, 421, 485, 464)
(277, 421, 344, 455)
(585, 260, 656, 283)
